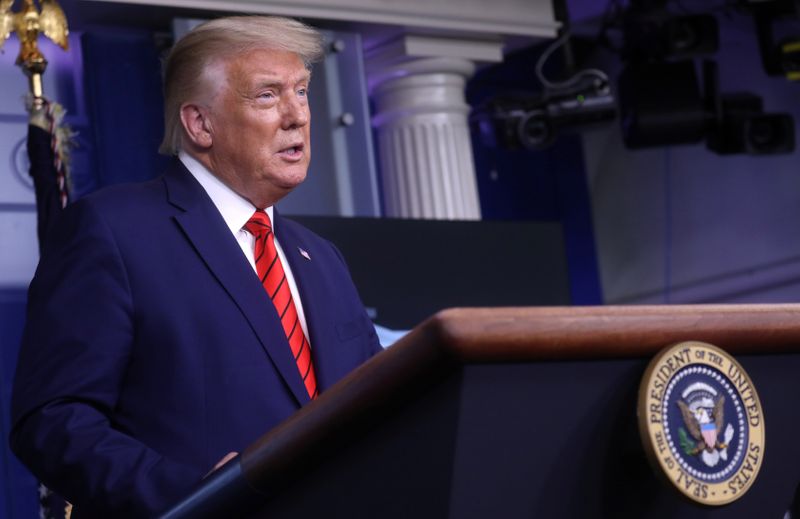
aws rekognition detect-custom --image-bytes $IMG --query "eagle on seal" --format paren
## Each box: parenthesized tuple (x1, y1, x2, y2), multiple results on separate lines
(677, 395, 727, 454)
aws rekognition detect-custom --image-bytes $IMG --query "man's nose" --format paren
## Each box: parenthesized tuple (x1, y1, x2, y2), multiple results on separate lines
(281, 96, 309, 129)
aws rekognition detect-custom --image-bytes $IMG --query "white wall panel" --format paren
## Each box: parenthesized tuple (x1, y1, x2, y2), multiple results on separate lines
(0, 212, 38, 287)
(0, 121, 35, 205)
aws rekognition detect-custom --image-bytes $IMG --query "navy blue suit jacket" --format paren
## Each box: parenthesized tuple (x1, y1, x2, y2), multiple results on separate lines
(10, 160, 382, 517)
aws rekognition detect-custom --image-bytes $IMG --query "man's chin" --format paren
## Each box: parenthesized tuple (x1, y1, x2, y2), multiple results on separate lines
(257, 173, 307, 204)
(276, 172, 307, 191)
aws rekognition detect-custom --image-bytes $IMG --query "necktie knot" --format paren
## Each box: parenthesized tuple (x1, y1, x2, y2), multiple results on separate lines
(245, 211, 271, 239)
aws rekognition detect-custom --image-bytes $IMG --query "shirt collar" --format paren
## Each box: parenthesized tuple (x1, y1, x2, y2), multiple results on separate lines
(179, 151, 275, 234)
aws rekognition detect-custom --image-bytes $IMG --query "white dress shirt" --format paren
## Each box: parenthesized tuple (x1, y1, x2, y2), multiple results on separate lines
(179, 151, 311, 341)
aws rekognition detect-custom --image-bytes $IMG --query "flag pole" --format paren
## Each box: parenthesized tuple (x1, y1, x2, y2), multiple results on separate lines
(2, 2, 72, 512)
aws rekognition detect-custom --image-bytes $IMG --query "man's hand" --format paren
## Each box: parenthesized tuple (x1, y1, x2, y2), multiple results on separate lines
(204, 451, 238, 479)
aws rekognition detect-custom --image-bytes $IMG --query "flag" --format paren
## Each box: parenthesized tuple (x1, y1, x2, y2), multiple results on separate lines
(26, 98, 72, 252)
(26, 97, 74, 519)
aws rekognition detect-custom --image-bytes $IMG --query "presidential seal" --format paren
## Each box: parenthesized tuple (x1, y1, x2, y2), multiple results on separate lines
(638, 341, 765, 505)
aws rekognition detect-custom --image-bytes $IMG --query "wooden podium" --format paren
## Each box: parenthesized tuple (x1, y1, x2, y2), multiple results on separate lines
(161, 305, 800, 518)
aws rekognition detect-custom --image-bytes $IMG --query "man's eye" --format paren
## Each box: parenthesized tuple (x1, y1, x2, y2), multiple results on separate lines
(297, 88, 308, 97)
(258, 91, 275, 100)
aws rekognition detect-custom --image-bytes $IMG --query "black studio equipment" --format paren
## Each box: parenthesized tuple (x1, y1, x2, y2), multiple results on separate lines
(618, 60, 707, 148)
(471, 31, 617, 151)
(616, 0, 795, 155)
(747, 0, 800, 80)
(703, 60, 795, 155)
(621, 3, 719, 62)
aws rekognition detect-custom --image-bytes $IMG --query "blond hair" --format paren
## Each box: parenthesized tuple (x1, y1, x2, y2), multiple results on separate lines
(159, 16, 324, 155)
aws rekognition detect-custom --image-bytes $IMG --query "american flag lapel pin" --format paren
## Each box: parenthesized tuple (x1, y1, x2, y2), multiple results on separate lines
(298, 247, 311, 260)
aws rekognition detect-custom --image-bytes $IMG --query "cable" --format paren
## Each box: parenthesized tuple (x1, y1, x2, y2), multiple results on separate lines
(535, 30, 610, 94)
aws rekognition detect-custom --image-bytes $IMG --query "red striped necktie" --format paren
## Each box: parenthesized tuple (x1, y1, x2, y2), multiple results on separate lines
(245, 211, 317, 399)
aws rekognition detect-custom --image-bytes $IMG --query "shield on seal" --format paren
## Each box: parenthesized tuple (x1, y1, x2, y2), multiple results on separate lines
(701, 422, 717, 448)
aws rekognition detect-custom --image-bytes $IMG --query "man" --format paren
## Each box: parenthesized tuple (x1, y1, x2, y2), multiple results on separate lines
(10, 16, 382, 518)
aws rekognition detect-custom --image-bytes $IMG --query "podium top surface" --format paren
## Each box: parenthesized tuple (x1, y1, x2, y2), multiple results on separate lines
(427, 304, 800, 360)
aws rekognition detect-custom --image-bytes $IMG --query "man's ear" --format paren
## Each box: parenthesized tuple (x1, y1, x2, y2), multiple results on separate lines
(180, 103, 213, 149)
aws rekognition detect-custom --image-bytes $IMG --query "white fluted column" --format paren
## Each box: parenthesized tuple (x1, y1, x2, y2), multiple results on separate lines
(369, 54, 487, 220)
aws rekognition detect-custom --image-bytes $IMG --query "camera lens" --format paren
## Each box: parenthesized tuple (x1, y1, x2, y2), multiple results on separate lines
(518, 112, 553, 150)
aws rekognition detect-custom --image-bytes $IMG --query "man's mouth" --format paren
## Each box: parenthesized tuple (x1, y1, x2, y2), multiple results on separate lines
(277, 143, 304, 159)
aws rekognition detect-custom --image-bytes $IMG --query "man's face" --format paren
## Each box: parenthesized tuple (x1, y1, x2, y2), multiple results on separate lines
(205, 48, 312, 208)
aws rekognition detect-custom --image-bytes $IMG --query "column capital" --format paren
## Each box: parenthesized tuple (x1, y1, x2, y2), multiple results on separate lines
(365, 34, 504, 91)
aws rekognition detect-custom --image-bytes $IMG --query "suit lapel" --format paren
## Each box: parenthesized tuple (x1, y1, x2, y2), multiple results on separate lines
(163, 162, 310, 406)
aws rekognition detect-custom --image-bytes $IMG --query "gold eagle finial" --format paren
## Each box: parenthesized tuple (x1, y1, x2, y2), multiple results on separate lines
(0, 0, 69, 107)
